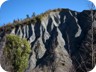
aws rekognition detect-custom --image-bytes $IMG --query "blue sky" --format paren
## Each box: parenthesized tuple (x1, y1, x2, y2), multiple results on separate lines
(0, 0, 91, 26)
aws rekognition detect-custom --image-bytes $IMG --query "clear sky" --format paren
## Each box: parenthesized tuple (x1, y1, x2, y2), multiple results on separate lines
(0, 0, 91, 26)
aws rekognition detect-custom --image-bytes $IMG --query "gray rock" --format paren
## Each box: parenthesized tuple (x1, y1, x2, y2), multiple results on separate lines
(0, 9, 95, 72)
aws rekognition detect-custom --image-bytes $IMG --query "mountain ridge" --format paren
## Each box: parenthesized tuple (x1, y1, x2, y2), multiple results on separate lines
(0, 8, 96, 72)
(0, 8, 80, 32)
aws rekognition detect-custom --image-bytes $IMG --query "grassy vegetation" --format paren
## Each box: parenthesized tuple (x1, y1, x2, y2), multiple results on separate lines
(0, 8, 70, 33)
(3, 34, 31, 72)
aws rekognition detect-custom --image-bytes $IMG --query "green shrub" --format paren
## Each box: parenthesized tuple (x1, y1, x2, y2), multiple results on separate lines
(3, 34, 31, 72)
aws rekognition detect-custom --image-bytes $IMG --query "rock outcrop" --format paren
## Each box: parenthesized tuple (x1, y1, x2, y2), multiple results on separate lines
(0, 8, 96, 72)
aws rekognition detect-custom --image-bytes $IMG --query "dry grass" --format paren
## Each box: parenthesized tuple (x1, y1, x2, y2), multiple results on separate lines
(0, 8, 70, 33)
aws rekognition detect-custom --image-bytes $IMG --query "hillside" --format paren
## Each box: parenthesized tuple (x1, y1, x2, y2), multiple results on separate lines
(0, 8, 96, 72)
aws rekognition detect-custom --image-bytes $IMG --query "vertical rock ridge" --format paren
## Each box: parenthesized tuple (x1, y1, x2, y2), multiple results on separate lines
(0, 9, 95, 72)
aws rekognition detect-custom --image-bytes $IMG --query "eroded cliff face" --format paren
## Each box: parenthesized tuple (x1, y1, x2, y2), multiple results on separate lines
(0, 9, 96, 72)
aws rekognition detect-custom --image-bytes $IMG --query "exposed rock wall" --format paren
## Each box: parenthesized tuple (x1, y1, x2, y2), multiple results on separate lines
(0, 9, 95, 72)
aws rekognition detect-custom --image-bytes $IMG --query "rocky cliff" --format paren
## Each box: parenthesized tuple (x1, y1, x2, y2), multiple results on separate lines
(0, 8, 96, 72)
